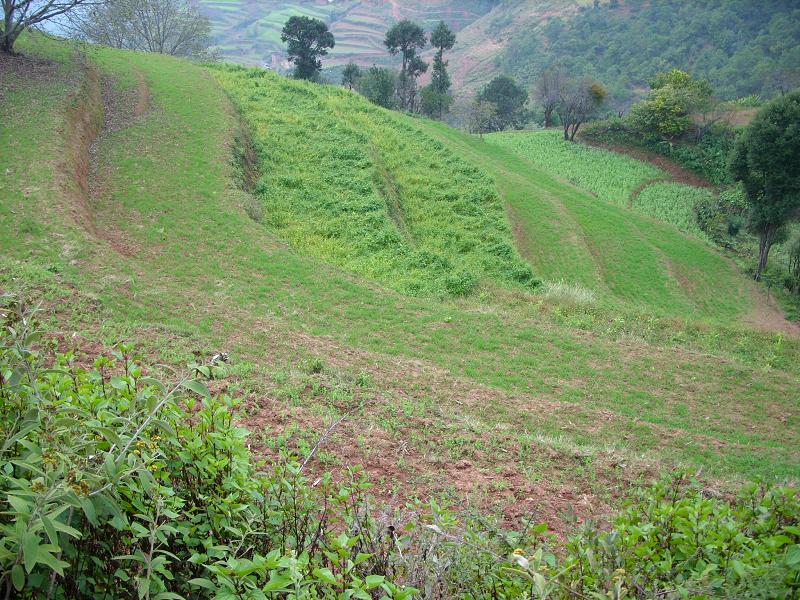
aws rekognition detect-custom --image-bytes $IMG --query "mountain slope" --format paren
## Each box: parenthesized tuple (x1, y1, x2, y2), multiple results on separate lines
(199, 0, 499, 67)
(2, 34, 800, 530)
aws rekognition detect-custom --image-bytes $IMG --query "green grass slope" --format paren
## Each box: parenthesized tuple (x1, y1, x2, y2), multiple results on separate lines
(212, 64, 536, 297)
(2, 34, 799, 515)
(420, 124, 753, 321)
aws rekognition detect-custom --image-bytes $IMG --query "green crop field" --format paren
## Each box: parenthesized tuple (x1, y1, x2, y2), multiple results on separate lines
(2, 33, 799, 598)
(633, 182, 714, 241)
(212, 64, 536, 297)
(489, 129, 664, 206)
(488, 129, 727, 247)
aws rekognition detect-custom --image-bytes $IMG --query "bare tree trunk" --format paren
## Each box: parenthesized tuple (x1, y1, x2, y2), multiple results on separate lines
(569, 121, 582, 141)
(2, 5, 18, 53)
(754, 225, 778, 280)
(543, 108, 552, 128)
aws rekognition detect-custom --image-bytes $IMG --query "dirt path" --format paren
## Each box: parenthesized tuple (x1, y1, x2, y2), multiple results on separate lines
(86, 69, 151, 256)
(744, 285, 800, 336)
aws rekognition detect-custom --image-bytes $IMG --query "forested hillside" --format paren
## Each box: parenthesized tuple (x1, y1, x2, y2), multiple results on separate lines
(497, 0, 800, 103)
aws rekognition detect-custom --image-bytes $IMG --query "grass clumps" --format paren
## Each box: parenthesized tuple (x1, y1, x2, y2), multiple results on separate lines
(633, 182, 714, 241)
(541, 280, 597, 306)
(488, 129, 664, 206)
(211, 64, 538, 297)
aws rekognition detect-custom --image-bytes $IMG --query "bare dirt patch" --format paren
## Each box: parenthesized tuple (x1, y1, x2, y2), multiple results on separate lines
(744, 287, 800, 336)
(581, 138, 713, 190)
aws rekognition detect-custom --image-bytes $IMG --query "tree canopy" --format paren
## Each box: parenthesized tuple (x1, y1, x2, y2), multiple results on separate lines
(281, 16, 335, 80)
(66, 0, 211, 57)
(384, 19, 427, 110)
(476, 75, 529, 132)
(342, 62, 361, 90)
(630, 69, 713, 139)
(1, 0, 94, 52)
(729, 91, 800, 279)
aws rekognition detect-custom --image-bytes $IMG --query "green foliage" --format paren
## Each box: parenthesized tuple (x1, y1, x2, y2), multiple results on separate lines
(359, 66, 397, 109)
(583, 117, 738, 185)
(563, 473, 800, 598)
(384, 19, 428, 110)
(499, 0, 800, 102)
(730, 91, 800, 277)
(489, 130, 663, 206)
(633, 183, 713, 241)
(629, 69, 713, 139)
(281, 16, 335, 80)
(0, 298, 416, 599)
(341, 62, 361, 90)
(212, 64, 538, 297)
(423, 21, 456, 120)
(476, 75, 529, 132)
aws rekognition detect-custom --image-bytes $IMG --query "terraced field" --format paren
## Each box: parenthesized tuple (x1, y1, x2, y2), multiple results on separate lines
(198, 0, 496, 66)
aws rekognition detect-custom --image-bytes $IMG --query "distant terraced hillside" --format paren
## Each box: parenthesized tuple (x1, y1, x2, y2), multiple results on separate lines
(199, 0, 500, 67)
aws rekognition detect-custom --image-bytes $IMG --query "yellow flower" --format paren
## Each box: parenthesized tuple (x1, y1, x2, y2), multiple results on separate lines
(513, 548, 525, 555)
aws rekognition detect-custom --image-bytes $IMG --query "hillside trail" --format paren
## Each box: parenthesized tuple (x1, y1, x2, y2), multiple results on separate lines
(84, 67, 150, 256)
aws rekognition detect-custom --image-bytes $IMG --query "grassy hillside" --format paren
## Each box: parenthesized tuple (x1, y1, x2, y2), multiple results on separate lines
(489, 130, 718, 240)
(2, 32, 800, 550)
(212, 64, 536, 296)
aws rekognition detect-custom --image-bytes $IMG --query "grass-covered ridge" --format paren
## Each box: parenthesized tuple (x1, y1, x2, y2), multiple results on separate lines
(3, 38, 800, 599)
(212, 64, 536, 296)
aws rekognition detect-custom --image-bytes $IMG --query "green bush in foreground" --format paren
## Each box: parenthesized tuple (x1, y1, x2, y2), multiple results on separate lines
(1, 298, 798, 599)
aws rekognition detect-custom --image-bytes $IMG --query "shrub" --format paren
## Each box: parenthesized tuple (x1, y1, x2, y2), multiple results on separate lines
(0, 297, 415, 599)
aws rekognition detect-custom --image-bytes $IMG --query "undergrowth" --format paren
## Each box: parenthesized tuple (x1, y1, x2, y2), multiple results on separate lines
(2, 297, 799, 599)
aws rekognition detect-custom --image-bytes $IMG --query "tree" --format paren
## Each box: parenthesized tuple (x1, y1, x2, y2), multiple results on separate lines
(534, 67, 562, 128)
(557, 79, 607, 141)
(359, 66, 396, 109)
(341, 62, 361, 90)
(476, 75, 529, 132)
(281, 16, 334, 80)
(384, 19, 427, 110)
(630, 69, 713, 139)
(66, 0, 211, 57)
(424, 20, 456, 118)
(420, 85, 452, 119)
(468, 100, 498, 139)
(1, 0, 97, 53)
(404, 53, 427, 111)
(729, 91, 800, 280)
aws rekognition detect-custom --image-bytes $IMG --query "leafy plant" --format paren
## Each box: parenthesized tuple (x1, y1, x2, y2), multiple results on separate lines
(0, 296, 416, 599)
